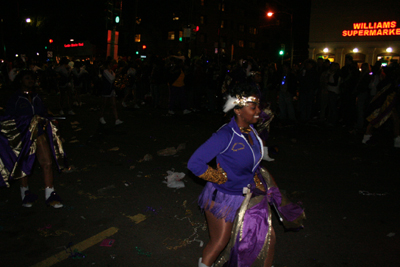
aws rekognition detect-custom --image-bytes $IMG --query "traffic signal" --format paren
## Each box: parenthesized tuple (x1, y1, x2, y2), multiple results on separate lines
(191, 25, 199, 40)
(142, 45, 146, 49)
(115, 15, 120, 24)
(49, 39, 54, 44)
(136, 51, 139, 55)
(279, 44, 285, 55)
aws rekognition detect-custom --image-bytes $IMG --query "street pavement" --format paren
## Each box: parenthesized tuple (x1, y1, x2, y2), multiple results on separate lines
(1, 93, 399, 267)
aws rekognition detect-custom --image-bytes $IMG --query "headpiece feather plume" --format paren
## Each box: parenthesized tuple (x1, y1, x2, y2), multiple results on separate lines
(223, 95, 237, 113)
(223, 94, 260, 113)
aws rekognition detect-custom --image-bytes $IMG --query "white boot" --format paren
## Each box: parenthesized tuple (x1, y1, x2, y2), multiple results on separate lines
(362, 134, 372, 144)
(394, 136, 400, 148)
(198, 257, 214, 267)
(262, 147, 275, 161)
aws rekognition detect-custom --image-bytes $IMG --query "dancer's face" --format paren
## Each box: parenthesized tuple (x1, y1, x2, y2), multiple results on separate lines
(235, 99, 261, 127)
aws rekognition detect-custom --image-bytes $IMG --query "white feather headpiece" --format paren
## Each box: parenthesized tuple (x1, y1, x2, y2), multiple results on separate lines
(223, 95, 237, 113)
(223, 94, 260, 113)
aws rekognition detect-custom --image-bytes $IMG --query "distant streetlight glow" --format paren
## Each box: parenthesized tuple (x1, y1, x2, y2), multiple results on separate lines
(266, 10, 294, 67)
(70, 39, 74, 42)
(386, 47, 393, 53)
(15, 54, 19, 57)
(323, 48, 329, 53)
(353, 48, 359, 53)
(36, 52, 39, 56)
(26, 18, 31, 23)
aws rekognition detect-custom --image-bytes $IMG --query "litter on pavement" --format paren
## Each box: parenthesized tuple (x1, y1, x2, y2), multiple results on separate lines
(163, 170, 185, 189)
(100, 239, 115, 247)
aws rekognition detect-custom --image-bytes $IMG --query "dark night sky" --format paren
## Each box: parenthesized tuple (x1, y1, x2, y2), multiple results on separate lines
(1, 0, 310, 59)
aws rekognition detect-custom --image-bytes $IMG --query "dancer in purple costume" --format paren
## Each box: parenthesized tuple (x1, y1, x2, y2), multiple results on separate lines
(188, 83, 305, 267)
(0, 70, 65, 208)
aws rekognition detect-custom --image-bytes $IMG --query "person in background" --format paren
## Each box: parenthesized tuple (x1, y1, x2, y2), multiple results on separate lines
(56, 57, 75, 115)
(297, 59, 319, 123)
(99, 60, 123, 125)
(352, 62, 372, 133)
(278, 62, 297, 124)
(362, 65, 400, 148)
(325, 62, 341, 127)
(319, 60, 331, 121)
(71, 61, 88, 107)
(167, 57, 191, 115)
(339, 55, 359, 128)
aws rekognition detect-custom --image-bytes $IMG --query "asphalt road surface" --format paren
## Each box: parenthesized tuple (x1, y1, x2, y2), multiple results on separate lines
(1, 94, 399, 267)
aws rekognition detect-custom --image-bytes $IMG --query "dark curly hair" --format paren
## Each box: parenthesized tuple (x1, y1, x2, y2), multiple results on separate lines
(228, 82, 259, 99)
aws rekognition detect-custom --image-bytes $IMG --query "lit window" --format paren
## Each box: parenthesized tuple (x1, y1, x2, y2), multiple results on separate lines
(248, 27, 257, 35)
(199, 33, 206, 43)
(168, 31, 175, 40)
(173, 16, 179, 21)
(239, 40, 244, 47)
(135, 34, 141, 42)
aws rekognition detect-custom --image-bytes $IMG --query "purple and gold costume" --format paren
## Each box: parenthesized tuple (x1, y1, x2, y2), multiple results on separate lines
(188, 117, 305, 266)
(0, 93, 66, 187)
(188, 117, 263, 222)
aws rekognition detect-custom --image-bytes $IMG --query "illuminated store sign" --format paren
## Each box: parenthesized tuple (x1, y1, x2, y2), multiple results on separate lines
(342, 21, 400, 36)
(64, 43, 84, 48)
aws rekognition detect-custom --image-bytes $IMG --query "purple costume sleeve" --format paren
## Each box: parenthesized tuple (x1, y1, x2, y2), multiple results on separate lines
(187, 127, 231, 176)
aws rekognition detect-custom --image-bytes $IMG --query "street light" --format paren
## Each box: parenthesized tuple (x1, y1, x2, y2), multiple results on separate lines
(267, 11, 293, 67)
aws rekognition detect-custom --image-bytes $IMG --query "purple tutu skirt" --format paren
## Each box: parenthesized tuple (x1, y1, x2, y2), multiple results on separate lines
(198, 182, 245, 223)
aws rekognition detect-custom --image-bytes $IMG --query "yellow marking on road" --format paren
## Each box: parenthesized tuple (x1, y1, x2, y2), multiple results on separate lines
(31, 227, 119, 267)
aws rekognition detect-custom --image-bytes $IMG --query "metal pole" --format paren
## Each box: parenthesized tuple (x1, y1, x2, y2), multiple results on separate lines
(290, 13, 293, 67)
(1, 19, 6, 60)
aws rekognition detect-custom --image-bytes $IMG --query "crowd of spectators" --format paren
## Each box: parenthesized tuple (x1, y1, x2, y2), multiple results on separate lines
(1, 54, 399, 146)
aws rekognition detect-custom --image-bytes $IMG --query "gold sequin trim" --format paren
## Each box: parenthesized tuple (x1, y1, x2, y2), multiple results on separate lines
(198, 166, 228, 185)
(254, 173, 266, 191)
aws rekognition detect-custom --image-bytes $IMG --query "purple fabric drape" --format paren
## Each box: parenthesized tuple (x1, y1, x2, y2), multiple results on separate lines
(226, 184, 304, 266)
(0, 115, 66, 187)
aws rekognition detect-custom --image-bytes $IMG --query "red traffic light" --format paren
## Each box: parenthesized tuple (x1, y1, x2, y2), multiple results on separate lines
(49, 39, 54, 43)
(142, 45, 147, 49)
(192, 26, 199, 32)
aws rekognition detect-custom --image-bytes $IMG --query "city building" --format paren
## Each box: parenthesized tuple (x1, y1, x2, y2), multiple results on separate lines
(122, 0, 309, 64)
(308, 0, 400, 67)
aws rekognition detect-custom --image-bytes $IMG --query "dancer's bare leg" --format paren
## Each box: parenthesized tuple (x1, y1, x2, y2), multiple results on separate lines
(201, 208, 233, 266)
(36, 134, 53, 188)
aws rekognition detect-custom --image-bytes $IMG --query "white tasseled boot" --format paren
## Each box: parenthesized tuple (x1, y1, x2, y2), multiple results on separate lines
(394, 136, 400, 148)
(262, 146, 275, 162)
(198, 258, 214, 267)
(362, 134, 372, 144)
